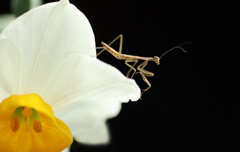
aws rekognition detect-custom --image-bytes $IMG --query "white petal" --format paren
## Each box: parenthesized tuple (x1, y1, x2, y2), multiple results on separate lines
(0, 1, 96, 95)
(0, 1, 95, 57)
(0, 39, 21, 100)
(54, 54, 140, 144)
(49, 53, 140, 113)
(56, 102, 109, 144)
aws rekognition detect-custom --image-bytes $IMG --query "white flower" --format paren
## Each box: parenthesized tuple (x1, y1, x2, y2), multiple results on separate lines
(0, 0, 141, 151)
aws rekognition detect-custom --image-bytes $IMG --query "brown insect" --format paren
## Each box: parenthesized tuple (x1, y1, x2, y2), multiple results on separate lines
(97, 34, 188, 95)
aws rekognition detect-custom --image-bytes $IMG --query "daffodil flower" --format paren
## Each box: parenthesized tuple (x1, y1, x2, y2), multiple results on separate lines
(0, 0, 141, 151)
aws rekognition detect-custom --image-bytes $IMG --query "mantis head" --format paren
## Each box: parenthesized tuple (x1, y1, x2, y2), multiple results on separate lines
(153, 56, 160, 65)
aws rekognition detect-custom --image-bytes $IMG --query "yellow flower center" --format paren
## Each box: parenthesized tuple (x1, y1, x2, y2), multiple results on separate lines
(0, 94, 73, 152)
(10, 106, 42, 133)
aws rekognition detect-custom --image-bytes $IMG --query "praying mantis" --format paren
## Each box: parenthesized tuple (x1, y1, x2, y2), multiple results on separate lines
(97, 34, 188, 95)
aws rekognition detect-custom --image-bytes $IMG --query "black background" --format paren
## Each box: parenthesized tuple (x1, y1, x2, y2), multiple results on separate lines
(1, 1, 239, 152)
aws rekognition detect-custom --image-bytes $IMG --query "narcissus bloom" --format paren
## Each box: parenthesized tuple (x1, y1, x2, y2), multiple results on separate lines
(0, 0, 141, 151)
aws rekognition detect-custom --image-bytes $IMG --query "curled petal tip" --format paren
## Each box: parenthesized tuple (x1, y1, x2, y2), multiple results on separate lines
(60, 0, 70, 6)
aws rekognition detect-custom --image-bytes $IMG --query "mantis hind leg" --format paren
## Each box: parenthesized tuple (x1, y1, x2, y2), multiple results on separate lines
(97, 34, 124, 56)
